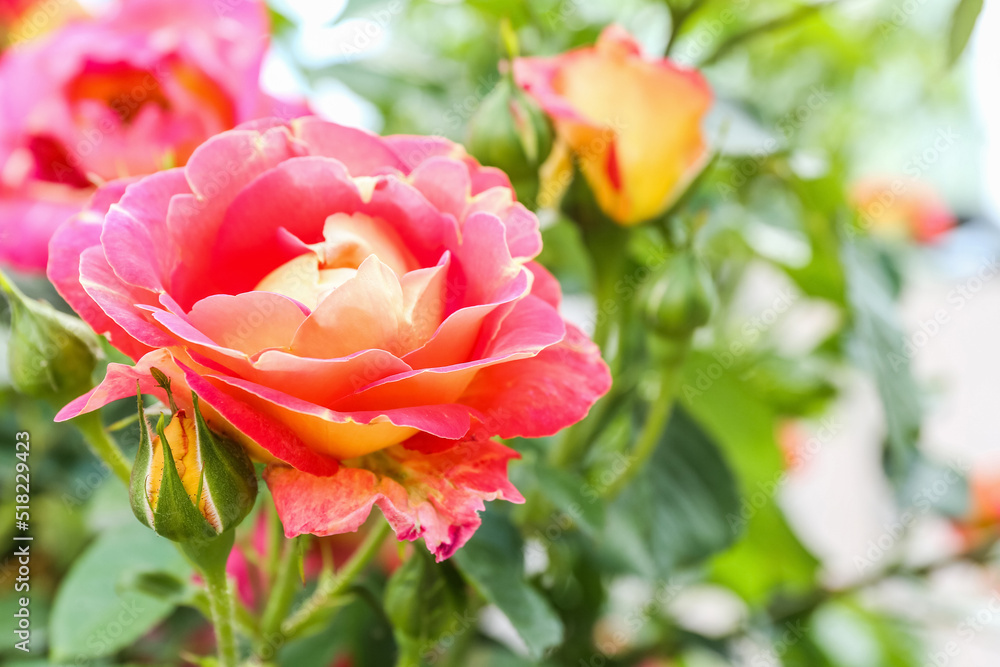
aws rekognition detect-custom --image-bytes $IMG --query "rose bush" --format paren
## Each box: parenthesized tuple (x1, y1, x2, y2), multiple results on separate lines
(514, 25, 712, 226)
(49, 116, 611, 560)
(0, 0, 304, 271)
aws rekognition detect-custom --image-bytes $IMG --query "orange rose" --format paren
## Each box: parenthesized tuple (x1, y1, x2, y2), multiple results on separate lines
(514, 25, 712, 225)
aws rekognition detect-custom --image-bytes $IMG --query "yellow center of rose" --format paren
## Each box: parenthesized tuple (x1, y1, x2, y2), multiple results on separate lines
(254, 211, 419, 311)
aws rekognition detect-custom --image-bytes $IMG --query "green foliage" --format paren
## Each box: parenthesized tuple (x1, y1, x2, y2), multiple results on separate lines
(948, 0, 984, 66)
(49, 522, 191, 661)
(605, 406, 741, 577)
(454, 512, 565, 659)
(384, 551, 468, 661)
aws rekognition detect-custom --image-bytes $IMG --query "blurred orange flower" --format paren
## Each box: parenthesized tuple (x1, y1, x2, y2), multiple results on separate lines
(851, 177, 956, 244)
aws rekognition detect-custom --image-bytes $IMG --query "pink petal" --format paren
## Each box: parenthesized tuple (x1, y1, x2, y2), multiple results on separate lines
(248, 348, 413, 407)
(359, 176, 460, 269)
(406, 157, 472, 222)
(292, 116, 406, 175)
(209, 157, 367, 295)
(168, 125, 301, 305)
(55, 348, 342, 475)
(205, 372, 474, 459)
(336, 294, 563, 416)
(289, 255, 442, 359)
(527, 261, 562, 309)
(461, 323, 611, 439)
(101, 169, 189, 292)
(265, 437, 524, 561)
(453, 211, 525, 307)
(79, 246, 176, 351)
(187, 292, 308, 355)
(0, 196, 82, 272)
(48, 199, 153, 361)
(465, 188, 542, 261)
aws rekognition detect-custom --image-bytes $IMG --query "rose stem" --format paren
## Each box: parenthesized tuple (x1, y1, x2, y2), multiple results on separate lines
(280, 520, 392, 640)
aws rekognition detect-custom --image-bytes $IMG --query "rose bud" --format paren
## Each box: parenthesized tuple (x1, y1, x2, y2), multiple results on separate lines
(468, 74, 553, 205)
(1, 270, 99, 405)
(514, 26, 712, 226)
(131, 388, 257, 543)
(642, 253, 716, 339)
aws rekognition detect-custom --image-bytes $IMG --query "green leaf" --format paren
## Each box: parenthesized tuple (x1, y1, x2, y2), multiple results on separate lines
(812, 599, 922, 667)
(948, 0, 984, 66)
(454, 512, 564, 659)
(604, 406, 741, 576)
(843, 241, 922, 480)
(532, 462, 605, 537)
(49, 522, 191, 661)
(680, 351, 819, 603)
(384, 551, 467, 657)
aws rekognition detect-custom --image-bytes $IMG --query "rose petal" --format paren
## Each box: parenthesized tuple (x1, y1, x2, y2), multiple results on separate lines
(205, 372, 474, 459)
(461, 323, 611, 438)
(293, 116, 406, 175)
(265, 436, 524, 561)
(54, 348, 342, 475)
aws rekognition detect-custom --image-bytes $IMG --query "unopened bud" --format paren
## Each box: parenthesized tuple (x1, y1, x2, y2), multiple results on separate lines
(1, 271, 100, 405)
(642, 253, 716, 338)
(468, 74, 553, 203)
(131, 386, 257, 543)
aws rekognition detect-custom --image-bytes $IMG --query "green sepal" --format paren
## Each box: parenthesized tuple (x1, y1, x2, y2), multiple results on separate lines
(151, 414, 217, 543)
(467, 74, 553, 204)
(129, 388, 155, 531)
(191, 393, 257, 534)
(180, 526, 237, 577)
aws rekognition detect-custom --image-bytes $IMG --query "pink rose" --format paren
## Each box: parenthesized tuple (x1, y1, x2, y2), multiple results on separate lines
(50, 116, 611, 560)
(0, 0, 306, 271)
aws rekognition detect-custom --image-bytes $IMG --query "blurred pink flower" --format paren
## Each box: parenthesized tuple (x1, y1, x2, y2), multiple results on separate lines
(50, 116, 611, 560)
(0, 0, 307, 271)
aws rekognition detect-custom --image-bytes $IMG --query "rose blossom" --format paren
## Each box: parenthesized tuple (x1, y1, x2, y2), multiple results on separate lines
(1, 0, 83, 47)
(514, 25, 712, 226)
(49, 116, 611, 560)
(0, 0, 305, 271)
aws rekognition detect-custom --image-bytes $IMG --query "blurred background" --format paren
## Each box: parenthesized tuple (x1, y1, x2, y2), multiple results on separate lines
(265, 0, 1000, 661)
(3, 0, 1000, 665)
